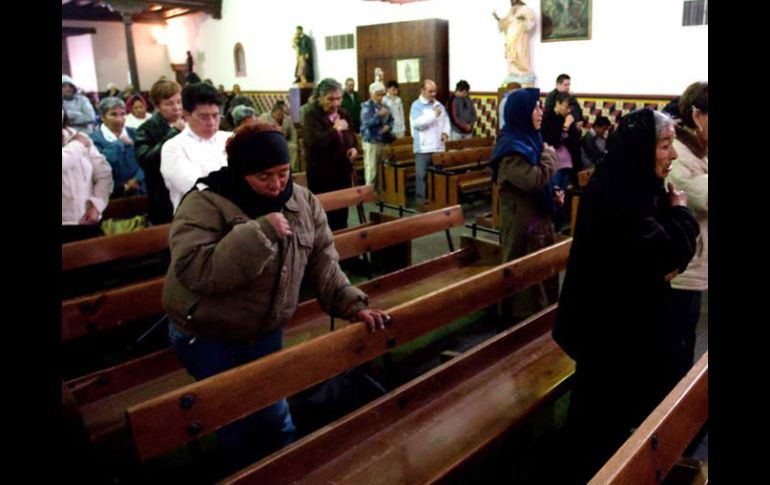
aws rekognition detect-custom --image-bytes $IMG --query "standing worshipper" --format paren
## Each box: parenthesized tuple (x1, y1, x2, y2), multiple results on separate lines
(552, 109, 699, 484)
(62, 107, 113, 242)
(665, 82, 708, 377)
(360, 82, 394, 190)
(163, 119, 390, 471)
(62, 75, 97, 133)
(303, 78, 359, 230)
(90, 97, 146, 197)
(341, 78, 362, 133)
(382, 80, 405, 138)
(160, 82, 230, 212)
(489, 88, 560, 324)
(410, 79, 451, 210)
(135, 79, 185, 225)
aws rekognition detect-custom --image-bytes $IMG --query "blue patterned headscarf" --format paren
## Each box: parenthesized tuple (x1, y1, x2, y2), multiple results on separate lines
(490, 88, 543, 175)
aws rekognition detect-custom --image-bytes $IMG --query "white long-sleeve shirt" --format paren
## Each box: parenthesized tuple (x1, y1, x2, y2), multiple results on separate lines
(62, 128, 113, 225)
(160, 126, 231, 212)
(409, 95, 451, 154)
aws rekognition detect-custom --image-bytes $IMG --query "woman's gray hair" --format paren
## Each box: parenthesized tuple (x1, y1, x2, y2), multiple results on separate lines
(653, 110, 676, 139)
(98, 96, 126, 116)
(314, 78, 342, 102)
(369, 82, 386, 95)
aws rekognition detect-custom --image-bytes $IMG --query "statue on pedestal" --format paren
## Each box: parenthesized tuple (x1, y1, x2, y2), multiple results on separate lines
(493, 0, 536, 86)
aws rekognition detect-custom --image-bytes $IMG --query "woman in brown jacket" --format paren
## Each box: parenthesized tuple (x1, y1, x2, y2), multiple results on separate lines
(163, 120, 388, 469)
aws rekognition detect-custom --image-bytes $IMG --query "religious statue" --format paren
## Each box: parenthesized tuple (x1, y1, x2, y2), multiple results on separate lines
(185, 50, 194, 75)
(374, 67, 384, 84)
(493, 0, 536, 85)
(293, 26, 315, 84)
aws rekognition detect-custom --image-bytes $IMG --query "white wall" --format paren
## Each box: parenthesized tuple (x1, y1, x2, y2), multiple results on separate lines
(66, 34, 99, 92)
(64, 0, 707, 96)
(62, 19, 173, 91)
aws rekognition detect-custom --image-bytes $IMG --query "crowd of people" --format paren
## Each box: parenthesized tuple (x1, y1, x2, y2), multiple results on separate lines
(62, 66, 707, 480)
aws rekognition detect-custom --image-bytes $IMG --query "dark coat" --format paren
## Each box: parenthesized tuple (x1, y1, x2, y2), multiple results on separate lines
(303, 104, 357, 194)
(552, 109, 700, 482)
(134, 111, 181, 224)
(553, 109, 699, 367)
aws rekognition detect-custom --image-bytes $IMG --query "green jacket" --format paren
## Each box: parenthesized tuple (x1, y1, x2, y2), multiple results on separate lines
(163, 183, 368, 341)
(341, 90, 362, 132)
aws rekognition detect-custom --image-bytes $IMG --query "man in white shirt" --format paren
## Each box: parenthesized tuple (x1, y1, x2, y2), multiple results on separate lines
(409, 79, 450, 208)
(161, 82, 231, 211)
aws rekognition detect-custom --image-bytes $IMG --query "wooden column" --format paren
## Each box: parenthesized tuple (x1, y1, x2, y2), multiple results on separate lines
(121, 12, 140, 90)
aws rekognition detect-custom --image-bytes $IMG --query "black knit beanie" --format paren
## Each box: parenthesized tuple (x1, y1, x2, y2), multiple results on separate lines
(226, 125, 290, 176)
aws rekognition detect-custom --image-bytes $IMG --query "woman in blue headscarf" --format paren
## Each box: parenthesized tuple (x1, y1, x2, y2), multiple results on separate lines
(490, 87, 560, 322)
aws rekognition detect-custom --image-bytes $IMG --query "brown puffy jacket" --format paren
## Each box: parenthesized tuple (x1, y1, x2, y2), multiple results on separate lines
(163, 183, 368, 341)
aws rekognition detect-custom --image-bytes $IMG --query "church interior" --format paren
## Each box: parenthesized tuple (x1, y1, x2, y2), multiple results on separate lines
(61, 0, 709, 483)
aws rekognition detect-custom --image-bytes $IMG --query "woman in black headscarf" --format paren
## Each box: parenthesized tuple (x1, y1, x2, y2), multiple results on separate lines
(162, 120, 388, 469)
(490, 87, 560, 323)
(552, 109, 700, 483)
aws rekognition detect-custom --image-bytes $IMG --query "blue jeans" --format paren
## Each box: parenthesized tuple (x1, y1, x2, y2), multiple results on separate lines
(414, 152, 433, 203)
(168, 324, 296, 469)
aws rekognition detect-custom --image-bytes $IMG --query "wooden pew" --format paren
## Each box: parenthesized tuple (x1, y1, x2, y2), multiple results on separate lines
(62, 223, 170, 273)
(101, 195, 149, 220)
(427, 146, 494, 211)
(124, 239, 570, 462)
(569, 167, 595, 236)
(61, 185, 376, 274)
(590, 352, 708, 484)
(223, 304, 573, 484)
(445, 136, 494, 151)
(65, 207, 471, 447)
(389, 136, 413, 147)
(380, 145, 416, 206)
(61, 185, 396, 344)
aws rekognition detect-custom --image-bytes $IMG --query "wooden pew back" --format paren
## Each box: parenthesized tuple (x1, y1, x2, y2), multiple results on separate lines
(431, 146, 493, 171)
(590, 353, 708, 485)
(61, 185, 376, 273)
(125, 239, 571, 461)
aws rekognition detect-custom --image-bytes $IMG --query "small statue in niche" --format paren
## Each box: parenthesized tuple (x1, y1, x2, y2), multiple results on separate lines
(374, 67, 384, 84)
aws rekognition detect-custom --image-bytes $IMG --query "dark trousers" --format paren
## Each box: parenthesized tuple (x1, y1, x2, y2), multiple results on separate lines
(669, 289, 703, 378)
(326, 207, 349, 232)
(168, 325, 296, 470)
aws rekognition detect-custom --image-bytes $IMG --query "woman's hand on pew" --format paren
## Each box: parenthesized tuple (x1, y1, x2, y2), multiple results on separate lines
(356, 309, 391, 332)
(79, 201, 101, 225)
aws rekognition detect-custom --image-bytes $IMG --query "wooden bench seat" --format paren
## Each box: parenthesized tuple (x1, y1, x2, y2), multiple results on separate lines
(62, 185, 376, 278)
(223, 304, 573, 484)
(72, 237, 501, 448)
(427, 146, 494, 211)
(125, 239, 570, 462)
(66, 207, 469, 448)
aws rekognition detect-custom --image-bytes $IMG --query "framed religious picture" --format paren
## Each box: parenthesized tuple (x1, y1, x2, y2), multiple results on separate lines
(397, 58, 420, 84)
(541, 0, 591, 42)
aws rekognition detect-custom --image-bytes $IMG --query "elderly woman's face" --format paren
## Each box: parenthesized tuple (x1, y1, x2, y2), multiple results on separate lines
(245, 163, 291, 198)
(131, 99, 147, 118)
(104, 106, 126, 134)
(654, 124, 678, 179)
(319, 89, 342, 115)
